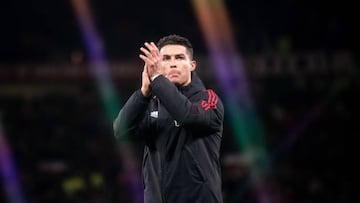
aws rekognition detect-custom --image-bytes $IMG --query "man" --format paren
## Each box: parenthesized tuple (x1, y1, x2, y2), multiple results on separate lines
(113, 34, 224, 203)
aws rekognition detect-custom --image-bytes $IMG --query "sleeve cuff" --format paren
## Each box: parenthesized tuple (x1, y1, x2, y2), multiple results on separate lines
(136, 89, 151, 101)
(151, 74, 161, 81)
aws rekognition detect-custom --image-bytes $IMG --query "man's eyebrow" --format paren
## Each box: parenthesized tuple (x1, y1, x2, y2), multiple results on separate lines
(162, 53, 186, 57)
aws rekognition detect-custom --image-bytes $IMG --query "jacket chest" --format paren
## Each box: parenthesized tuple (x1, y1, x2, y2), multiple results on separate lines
(149, 103, 180, 129)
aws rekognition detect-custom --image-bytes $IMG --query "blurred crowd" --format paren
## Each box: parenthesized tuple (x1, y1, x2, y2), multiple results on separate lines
(0, 62, 356, 202)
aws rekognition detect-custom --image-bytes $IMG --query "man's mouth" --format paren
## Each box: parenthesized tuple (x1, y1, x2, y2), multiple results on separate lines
(169, 71, 180, 77)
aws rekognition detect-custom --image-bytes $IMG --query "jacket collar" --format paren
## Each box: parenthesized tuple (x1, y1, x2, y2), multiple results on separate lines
(178, 71, 206, 97)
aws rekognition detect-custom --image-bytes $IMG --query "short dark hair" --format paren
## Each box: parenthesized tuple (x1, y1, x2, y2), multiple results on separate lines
(157, 34, 194, 59)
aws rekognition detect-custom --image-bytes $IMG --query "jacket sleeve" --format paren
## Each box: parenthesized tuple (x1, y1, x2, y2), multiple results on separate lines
(150, 75, 224, 133)
(113, 90, 150, 141)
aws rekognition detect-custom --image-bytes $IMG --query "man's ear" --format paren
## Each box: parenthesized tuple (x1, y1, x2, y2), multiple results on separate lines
(190, 60, 196, 71)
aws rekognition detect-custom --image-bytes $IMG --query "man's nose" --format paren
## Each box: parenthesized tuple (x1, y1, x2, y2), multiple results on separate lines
(170, 58, 177, 68)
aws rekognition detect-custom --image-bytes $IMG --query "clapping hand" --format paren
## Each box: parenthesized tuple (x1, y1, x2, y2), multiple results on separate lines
(139, 42, 161, 80)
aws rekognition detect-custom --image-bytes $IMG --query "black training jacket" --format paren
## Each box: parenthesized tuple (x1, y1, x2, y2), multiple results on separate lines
(113, 72, 224, 203)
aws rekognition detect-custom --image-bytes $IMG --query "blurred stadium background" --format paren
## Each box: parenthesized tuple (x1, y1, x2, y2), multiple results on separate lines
(0, 0, 357, 202)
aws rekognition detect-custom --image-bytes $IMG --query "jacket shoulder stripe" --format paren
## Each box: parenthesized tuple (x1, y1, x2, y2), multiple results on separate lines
(201, 89, 218, 110)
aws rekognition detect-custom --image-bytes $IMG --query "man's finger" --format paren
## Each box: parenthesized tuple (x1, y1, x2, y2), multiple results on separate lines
(140, 47, 153, 59)
(145, 42, 160, 58)
(150, 42, 160, 58)
(139, 54, 152, 64)
(144, 42, 154, 52)
(146, 42, 160, 58)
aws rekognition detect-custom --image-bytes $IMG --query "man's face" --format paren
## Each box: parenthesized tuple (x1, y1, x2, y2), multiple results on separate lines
(159, 44, 196, 86)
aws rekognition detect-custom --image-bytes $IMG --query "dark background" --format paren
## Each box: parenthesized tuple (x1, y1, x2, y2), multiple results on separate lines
(0, 0, 357, 202)
(1, 0, 357, 62)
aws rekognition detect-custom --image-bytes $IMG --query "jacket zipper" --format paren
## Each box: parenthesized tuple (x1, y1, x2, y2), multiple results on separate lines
(156, 99, 166, 202)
